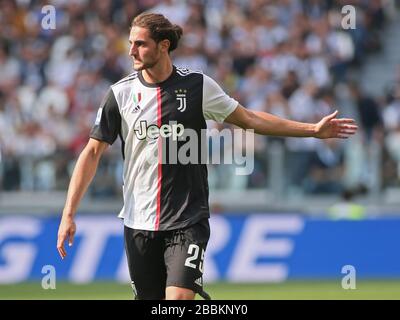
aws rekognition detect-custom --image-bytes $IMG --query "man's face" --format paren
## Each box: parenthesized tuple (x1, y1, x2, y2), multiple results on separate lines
(129, 26, 162, 71)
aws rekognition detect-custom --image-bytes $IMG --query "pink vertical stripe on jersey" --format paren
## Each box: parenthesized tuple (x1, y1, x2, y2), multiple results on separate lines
(155, 87, 162, 230)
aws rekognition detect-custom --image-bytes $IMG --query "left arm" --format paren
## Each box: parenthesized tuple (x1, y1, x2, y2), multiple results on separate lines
(224, 104, 357, 139)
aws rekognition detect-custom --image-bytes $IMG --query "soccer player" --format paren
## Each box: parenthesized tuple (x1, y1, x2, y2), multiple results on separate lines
(57, 13, 358, 300)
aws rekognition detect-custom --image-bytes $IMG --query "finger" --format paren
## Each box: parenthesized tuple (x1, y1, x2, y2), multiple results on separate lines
(338, 124, 358, 130)
(325, 110, 339, 120)
(57, 244, 66, 259)
(331, 118, 356, 124)
(339, 130, 357, 135)
(339, 129, 357, 134)
(57, 242, 65, 258)
(338, 130, 356, 136)
(58, 247, 65, 259)
(57, 236, 66, 259)
(338, 126, 358, 132)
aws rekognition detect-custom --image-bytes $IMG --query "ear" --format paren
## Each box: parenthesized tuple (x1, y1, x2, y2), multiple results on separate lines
(159, 39, 170, 53)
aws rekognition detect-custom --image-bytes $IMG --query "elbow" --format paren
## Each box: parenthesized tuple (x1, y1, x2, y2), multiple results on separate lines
(239, 112, 257, 131)
(225, 106, 257, 130)
(83, 143, 105, 162)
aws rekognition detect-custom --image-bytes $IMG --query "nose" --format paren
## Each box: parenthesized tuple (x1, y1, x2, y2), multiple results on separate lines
(129, 44, 137, 57)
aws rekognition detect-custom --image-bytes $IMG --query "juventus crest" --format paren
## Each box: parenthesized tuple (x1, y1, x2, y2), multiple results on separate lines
(175, 89, 187, 112)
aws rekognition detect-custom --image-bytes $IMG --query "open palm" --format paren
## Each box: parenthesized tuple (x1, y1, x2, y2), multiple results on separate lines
(314, 110, 358, 139)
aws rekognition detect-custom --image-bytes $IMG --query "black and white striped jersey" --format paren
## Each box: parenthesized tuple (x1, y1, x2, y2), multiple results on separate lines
(90, 66, 238, 231)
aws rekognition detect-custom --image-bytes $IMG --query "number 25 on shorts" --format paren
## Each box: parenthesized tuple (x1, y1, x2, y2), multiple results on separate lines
(184, 244, 205, 273)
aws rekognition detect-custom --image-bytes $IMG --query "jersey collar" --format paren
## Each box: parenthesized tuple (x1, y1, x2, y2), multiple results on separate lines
(138, 65, 177, 88)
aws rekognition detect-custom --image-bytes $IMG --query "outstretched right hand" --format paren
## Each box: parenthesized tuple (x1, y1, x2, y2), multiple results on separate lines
(57, 216, 76, 259)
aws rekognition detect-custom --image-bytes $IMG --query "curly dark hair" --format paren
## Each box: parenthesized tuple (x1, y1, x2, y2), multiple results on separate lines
(131, 13, 183, 53)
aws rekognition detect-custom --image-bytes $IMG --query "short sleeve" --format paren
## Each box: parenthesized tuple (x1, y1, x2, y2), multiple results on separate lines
(90, 87, 121, 145)
(202, 74, 238, 123)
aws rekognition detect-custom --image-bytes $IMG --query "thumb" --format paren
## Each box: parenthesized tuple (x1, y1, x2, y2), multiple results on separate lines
(325, 110, 338, 121)
(68, 232, 74, 247)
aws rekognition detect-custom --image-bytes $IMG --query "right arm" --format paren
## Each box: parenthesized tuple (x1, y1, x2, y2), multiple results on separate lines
(57, 138, 109, 259)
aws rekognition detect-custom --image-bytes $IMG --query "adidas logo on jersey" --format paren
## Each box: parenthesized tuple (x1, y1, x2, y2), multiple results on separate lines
(131, 105, 141, 113)
(130, 92, 142, 113)
(134, 120, 184, 140)
(194, 277, 203, 286)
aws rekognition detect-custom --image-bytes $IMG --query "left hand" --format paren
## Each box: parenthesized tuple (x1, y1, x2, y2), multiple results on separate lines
(314, 110, 358, 139)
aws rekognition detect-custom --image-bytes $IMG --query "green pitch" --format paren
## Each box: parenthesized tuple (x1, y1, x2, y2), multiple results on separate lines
(0, 281, 399, 300)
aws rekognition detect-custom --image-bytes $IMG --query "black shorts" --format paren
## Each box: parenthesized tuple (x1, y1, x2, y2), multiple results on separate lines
(124, 218, 210, 300)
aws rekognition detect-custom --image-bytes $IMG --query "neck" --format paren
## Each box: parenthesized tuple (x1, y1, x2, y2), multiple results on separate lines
(142, 58, 173, 84)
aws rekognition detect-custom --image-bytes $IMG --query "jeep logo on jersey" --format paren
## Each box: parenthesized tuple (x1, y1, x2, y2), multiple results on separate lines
(175, 89, 187, 112)
(134, 120, 184, 140)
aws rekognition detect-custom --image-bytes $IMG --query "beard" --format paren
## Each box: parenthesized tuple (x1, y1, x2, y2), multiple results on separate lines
(132, 57, 158, 71)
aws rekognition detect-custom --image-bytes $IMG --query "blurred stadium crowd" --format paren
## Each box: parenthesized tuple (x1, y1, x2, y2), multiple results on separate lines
(0, 0, 399, 197)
